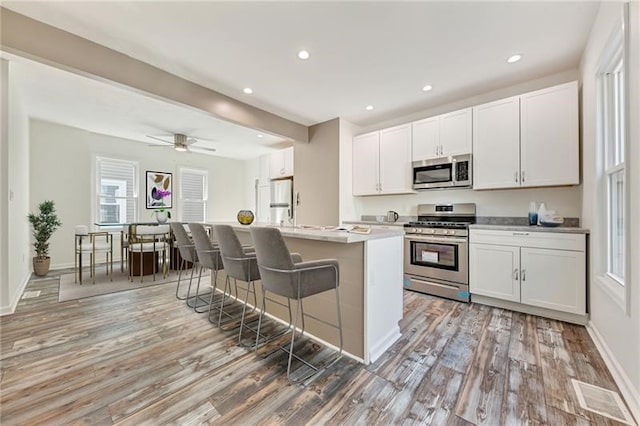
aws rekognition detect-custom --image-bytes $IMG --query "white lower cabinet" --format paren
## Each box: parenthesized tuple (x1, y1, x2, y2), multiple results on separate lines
(469, 243, 520, 302)
(469, 229, 586, 321)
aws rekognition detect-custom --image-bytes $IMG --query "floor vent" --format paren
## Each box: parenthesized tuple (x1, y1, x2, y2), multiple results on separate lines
(572, 379, 636, 425)
(21, 291, 41, 299)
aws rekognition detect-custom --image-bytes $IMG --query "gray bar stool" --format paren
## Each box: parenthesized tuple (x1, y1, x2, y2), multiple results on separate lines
(249, 226, 343, 382)
(213, 225, 262, 344)
(189, 223, 224, 313)
(169, 223, 198, 301)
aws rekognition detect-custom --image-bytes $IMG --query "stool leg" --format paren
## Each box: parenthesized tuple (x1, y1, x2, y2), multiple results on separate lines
(286, 296, 301, 380)
(217, 276, 231, 326)
(238, 280, 253, 345)
(255, 291, 267, 351)
(335, 286, 344, 355)
(176, 258, 185, 299)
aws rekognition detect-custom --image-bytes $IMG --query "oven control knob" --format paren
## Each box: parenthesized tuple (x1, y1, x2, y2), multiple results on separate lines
(448, 230, 455, 235)
(426, 229, 435, 234)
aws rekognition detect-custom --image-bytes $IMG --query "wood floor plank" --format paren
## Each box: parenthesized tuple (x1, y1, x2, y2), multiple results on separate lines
(0, 273, 629, 425)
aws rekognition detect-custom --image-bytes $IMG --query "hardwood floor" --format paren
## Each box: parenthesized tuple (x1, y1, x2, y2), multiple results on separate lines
(0, 271, 630, 425)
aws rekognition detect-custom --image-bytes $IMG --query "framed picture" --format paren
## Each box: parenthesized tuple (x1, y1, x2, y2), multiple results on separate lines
(146, 171, 172, 209)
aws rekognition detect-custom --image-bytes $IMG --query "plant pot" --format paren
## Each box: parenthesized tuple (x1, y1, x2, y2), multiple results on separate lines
(156, 211, 169, 224)
(33, 257, 51, 276)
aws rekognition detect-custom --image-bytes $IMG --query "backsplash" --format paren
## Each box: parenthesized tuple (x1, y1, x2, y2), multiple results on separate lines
(475, 216, 581, 227)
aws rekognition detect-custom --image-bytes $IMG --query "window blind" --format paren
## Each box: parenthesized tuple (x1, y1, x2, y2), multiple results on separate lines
(180, 169, 207, 222)
(96, 157, 138, 224)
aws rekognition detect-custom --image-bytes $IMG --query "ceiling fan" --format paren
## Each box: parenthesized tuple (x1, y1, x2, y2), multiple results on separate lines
(147, 133, 217, 153)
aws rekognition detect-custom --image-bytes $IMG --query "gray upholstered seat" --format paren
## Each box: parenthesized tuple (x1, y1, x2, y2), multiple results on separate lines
(213, 225, 261, 342)
(249, 226, 343, 382)
(170, 222, 198, 302)
(189, 223, 224, 313)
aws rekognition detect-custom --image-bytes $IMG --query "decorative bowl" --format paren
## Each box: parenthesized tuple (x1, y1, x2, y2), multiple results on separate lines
(539, 216, 564, 227)
(237, 210, 255, 225)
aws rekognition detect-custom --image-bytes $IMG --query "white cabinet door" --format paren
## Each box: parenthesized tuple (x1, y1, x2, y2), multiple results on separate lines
(412, 116, 440, 161)
(269, 150, 284, 179)
(470, 243, 520, 302)
(520, 247, 586, 315)
(269, 147, 294, 178)
(520, 81, 579, 187)
(440, 107, 472, 157)
(352, 132, 380, 195)
(472, 96, 521, 189)
(379, 124, 413, 194)
(282, 146, 294, 177)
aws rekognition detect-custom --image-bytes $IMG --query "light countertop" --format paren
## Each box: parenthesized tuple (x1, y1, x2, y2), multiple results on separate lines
(342, 220, 408, 227)
(207, 222, 405, 243)
(469, 224, 589, 234)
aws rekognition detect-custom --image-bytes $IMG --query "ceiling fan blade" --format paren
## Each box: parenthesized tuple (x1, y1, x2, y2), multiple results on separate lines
(147, 144, 172, 148)
(186, 138, 198, 145)
(190, 146, 217, 153)
(146, 135, 174, 145)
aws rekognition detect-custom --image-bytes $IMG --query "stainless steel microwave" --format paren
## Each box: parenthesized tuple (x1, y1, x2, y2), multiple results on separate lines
(412, 154, 472, 190)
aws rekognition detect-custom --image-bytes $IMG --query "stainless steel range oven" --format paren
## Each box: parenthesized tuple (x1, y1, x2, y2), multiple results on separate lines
(404, 203, 475, 302)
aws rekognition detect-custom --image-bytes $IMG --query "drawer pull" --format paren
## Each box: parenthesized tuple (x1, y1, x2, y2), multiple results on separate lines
(513, 268, 519, 280)
(522, 269, 526, 281)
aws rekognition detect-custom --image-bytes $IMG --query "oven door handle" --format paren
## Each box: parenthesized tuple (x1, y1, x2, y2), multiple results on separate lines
(404, 235, 468, 244)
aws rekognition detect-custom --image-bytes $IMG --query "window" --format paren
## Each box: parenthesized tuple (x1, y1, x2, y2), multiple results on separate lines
(597, 23, 627, 287)
(180, 168, 207, 222)
(95, 157, 138, 224)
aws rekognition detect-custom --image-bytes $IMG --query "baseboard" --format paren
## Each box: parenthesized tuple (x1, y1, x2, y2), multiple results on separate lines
(587, 321, 640, 423)
(471, 294, 589, 325)
(0, 271, 31, 316)
(368, 326, 401, 364)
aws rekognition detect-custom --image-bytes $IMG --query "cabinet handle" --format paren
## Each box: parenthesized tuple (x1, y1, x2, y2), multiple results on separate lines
(379, 183, 382, 192)
(521, 269, 526, 281)
(512, 232, 529, 236)
(440, 145, 443, 156)
(435, 145, 439, 156)
(521, 171, 525, 183)
(513, 268, 519, 280)
(514, 171, 519, 183)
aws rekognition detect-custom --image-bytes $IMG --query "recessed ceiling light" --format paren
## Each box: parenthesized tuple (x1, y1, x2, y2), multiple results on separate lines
(365, 105, 374, 111)
(507, 54, 522, 64)
(243, 87, 253, 94)
(422, 84, 433, 92)
(297, 50, 310, 60)
(257, 134, 263, 138)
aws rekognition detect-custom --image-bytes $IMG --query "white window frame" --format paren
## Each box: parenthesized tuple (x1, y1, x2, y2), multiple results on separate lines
(94, 156, 139, 225)
(595, 7, 630, 314)
(179, 167, 208, 223)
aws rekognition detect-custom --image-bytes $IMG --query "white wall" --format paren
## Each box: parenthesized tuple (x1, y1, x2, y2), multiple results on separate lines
(0, 60, 10, 312)
(580, 2, 640, 419)
(0, 60, 31, 315)
(339, 118, 362, 222)
(30, 119, 247, 269)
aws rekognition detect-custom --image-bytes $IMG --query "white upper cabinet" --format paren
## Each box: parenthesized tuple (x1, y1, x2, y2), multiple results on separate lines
(353, 124, 413, 196)
(352, 132, 380, 196)
(269, 146, 294, 179)
(520, 81, 579, 187)
(379, 124, 413, 194)
(412, 116, 440, 160)
(473, 96, 521, 189)
(412, 107, 472, 161)
(473, 81, 579, 190)
(440, 108, 473, 157)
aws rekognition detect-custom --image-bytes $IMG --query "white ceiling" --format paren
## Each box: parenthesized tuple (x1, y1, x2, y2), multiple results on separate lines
(3, 1, 600, 155)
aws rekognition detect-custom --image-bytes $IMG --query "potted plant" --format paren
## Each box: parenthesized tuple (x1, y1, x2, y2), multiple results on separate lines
(152, 189, 172, 223)
(27, 200, 62, 276)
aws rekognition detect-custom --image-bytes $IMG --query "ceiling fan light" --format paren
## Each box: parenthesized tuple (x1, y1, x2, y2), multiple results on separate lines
(174, 145, 188, 152)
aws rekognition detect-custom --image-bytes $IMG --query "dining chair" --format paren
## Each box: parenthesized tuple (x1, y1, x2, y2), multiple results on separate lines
(74, 225, 113, 284)
(127, 224, 170, 282)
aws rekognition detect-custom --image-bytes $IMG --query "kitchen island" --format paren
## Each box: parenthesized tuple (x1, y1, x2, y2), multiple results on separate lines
(207, 222, 405, 364)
